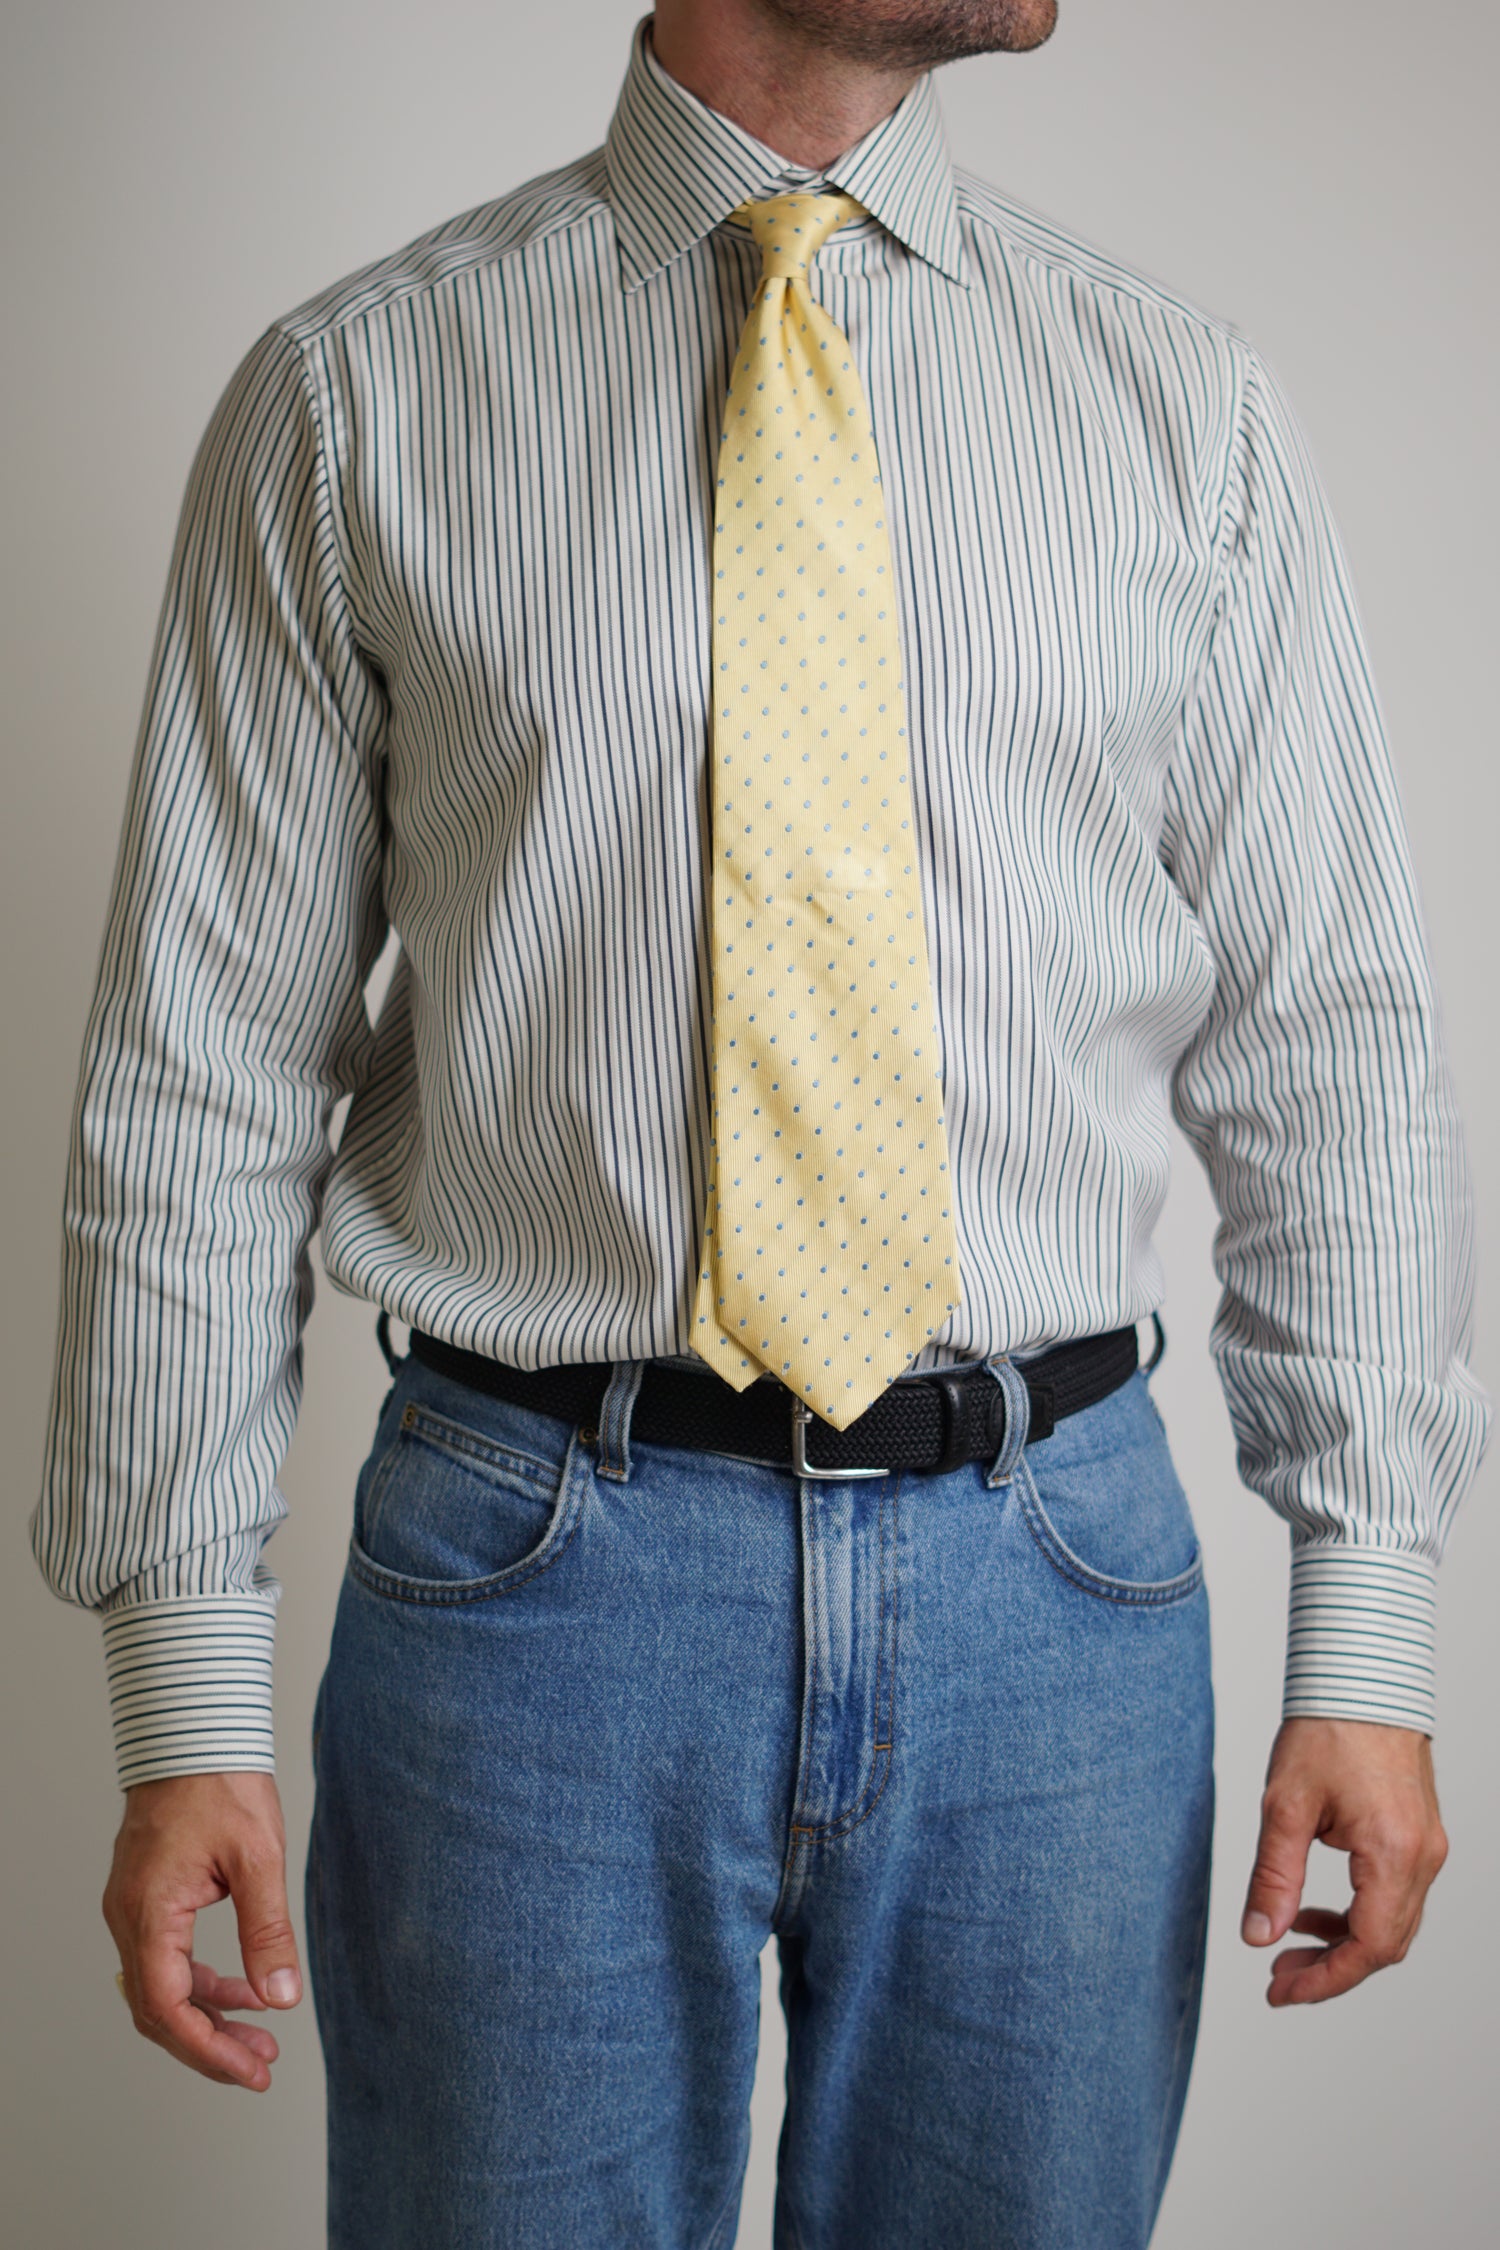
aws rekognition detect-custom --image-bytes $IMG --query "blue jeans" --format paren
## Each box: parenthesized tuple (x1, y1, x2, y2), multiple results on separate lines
(305, 1338, 1214, 2248)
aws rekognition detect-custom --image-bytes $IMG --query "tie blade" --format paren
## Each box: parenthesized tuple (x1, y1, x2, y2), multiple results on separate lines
(693, 188, 963, 1431)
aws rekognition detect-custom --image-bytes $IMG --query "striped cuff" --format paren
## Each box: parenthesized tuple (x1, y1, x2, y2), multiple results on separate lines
(100, 1594, 279, 1790)
(1283, 1544, 1439, 1734)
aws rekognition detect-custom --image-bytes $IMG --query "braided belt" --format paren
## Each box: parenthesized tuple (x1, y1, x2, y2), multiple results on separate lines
(401, 1319, 1158, 1480)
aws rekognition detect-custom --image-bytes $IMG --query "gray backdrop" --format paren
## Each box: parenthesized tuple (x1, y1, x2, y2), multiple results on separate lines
(4, 3, 1495, 2243)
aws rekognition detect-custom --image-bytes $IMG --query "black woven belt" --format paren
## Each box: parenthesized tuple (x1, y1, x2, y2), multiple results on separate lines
(403, 1320, 1152, 1479)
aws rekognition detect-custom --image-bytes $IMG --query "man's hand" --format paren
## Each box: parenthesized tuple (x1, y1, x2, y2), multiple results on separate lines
(103, 1769, 303, 2090)
(1241, 1716, 1448, 2005)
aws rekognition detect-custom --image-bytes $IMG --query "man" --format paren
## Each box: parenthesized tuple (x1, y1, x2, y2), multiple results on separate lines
(32, 2, 1488, 2244)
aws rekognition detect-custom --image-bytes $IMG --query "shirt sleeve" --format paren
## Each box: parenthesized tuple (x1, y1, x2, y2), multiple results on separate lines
(1160, 337, 1490, 1735)
(30, 319, 390, 1790)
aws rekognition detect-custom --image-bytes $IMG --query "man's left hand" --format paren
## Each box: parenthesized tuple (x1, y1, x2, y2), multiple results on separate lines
(1240, 1716, 1448, 2005)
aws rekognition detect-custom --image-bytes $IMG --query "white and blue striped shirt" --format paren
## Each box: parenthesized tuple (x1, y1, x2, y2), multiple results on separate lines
(33, 11, 1488, 1788)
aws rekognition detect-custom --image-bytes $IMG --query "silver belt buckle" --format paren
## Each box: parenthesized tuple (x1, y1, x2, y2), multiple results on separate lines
(789, 1397, 890, 1480)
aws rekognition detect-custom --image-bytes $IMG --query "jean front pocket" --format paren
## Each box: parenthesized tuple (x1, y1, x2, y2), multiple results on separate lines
(1015, 1373, 1204, 1608)
(348, 1395, 584, 1605)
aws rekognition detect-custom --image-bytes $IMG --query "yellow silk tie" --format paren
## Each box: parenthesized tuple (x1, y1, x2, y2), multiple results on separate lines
(691, 189, 963, 1430)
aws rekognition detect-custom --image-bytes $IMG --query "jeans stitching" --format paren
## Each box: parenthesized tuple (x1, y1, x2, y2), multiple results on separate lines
(346, 1450, 586, 1606)
(880, 1469, 897, 1753)
(355, 1434, 407, 1554)
(594, 1357, 647, 1483)
(789, 1470, 901, 1844)
(791, 1480, 822, 1829)
(1147, 1783, 1213, 2213)
(1016, 1454, 1204, 1608)
(774, 2188, 810, 2250)
(699, 2139, 754, 2250)
(981, 1353, 1031, 1486)
(400, 1402, 566, 1488)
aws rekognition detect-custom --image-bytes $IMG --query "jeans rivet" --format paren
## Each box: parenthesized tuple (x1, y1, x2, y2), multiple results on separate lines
(401, 1403, 417, 1428)
(578, 1423, 599, 1446)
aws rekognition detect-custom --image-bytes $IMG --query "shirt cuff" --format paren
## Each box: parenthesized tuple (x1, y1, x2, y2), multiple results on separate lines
(1283, 1543, 1439, 1735)
(100, 1594, 279, 1790)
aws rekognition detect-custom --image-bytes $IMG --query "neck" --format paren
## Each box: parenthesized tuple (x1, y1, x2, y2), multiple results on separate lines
(648, 3, 920, 169)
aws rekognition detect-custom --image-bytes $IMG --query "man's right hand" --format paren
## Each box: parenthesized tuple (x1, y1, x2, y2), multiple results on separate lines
(103, 1769, 303, 2092)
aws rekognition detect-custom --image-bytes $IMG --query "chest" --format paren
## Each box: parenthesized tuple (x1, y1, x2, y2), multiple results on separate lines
(338, 240, 1218, 889)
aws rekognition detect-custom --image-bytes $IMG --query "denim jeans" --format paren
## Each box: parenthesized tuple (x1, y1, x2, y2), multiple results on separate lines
(305, 1335, 1214, 2249)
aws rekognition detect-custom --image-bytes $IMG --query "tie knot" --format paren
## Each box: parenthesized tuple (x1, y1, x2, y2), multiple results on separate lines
(729, 190, 867, 283)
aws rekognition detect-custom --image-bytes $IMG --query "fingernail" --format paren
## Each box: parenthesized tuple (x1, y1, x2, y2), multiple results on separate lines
(266, 1968, 301, 2004)
(1242, 1910, 1273, 1944)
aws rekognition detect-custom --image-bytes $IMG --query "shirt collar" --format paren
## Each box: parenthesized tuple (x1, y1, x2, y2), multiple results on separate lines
(603, 11, 973, 296)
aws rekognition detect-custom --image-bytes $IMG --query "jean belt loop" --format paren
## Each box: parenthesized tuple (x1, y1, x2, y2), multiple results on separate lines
(594, 1358, 648, 1484)
(376, 1308, 403, 1377)
(980, 1354, 1032, 1489)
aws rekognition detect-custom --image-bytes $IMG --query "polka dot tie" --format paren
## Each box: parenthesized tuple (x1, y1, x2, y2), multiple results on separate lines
(691, 190, 963, 1430)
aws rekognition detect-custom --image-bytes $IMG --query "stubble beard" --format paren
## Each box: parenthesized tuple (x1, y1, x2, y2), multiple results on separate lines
(747, 0, 1059, 71)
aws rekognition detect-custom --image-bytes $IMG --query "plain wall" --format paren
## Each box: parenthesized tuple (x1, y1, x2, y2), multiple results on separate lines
(3, 3, 1495, 2242)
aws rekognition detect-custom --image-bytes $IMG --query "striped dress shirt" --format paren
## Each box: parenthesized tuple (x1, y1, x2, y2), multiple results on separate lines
(33, 11, 1488, 1789)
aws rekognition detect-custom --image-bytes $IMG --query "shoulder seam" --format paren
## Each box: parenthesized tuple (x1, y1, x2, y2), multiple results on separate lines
(272, 156, 612, 351)
(1163, 328, 1254, 829)
(274, 324, 365, 659)
(952, 165, 1241, 344)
